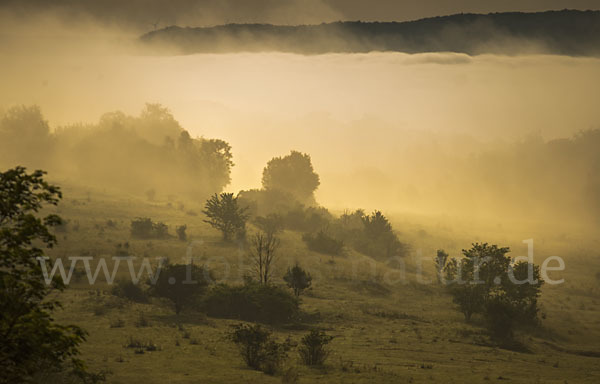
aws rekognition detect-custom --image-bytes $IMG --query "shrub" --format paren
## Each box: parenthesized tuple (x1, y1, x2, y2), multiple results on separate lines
(149, 264, 212, 314)
(302, 230, 343, 255)
(445, 243, 544, 340)
(283, 206, 331, 232)
(330, 209, 408, 260)
(130, 217, 169, 239)
(111, 280, 149, 303)
(110, 318, 125, 328)
(298, 330, 333, 366)
(283, 263, 312, 297)
(230, 324, 287, 374)
(254, 214, 284, 235)
(176, 224, 187, 241)
(203, 282, 299, 324)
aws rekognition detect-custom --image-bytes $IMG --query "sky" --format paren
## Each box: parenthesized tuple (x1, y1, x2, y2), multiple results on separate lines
(1, 0, 600, 223)
(1, 0, 599, 29)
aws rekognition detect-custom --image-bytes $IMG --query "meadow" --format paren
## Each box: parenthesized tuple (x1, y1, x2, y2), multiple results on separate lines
(44, 183, 600, 383)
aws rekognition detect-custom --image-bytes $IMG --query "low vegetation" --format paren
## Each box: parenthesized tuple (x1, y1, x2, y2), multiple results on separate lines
(130, 217, 169, 239)
(203, 282, 299, 324)
(298, 330, 333, 366)
(283, 263, 312, 297)
(442, 243, 544, 344)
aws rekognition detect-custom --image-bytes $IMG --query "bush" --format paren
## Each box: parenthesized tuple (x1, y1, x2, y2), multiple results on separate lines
(283, 263, 312, 297)
(445, 243, 544, 340)
(330, 209, 408, 260)
(283, 206, 331, 232)
(203, 193, 249, 241)
(176, 225, 187, 241)
(111, 280, 149, 303)
(149, 264, 212, 314)
(130, 217, 169, 239)
(302, 230, 343, 255)
(203, 282, 299, 324)
(298, 330, 333, 366)
(230, 324, 287, 374)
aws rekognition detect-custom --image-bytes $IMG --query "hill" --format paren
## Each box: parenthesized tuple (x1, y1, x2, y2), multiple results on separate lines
(39, 182, 600, 383)
(139, 10, 600, 56)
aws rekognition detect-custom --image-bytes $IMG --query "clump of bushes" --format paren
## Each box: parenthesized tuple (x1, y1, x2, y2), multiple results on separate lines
(330, 210, 408, 260)
(302, 230, 343, 255)
(230, 324, 288, 375)
(149, 264, 212, 314)
(130, 217, 169, 239)
(111, 280, 149, 303)
(202, 282, 299, 324)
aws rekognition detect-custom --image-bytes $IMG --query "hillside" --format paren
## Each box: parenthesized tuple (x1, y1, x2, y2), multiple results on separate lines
(42, 183, 600, 383)
(139, 10, 600, 56)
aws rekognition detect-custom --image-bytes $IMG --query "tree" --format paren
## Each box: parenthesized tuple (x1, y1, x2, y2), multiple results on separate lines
(203, 193, 249, 241)
(261, 151, 320, 203)
(150, 263, 211, 314)
(298, 330, 333, 366)
(0, 167, 87, 382)
(445, 243, 544, 340)
(249, 231, 280, 285)
(283, 263, 312, 297)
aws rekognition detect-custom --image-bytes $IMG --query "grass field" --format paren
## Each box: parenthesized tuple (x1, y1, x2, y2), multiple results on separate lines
(45, 183, 600, 383)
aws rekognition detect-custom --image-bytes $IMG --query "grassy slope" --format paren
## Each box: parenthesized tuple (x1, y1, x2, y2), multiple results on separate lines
(46, 184, 600, 383)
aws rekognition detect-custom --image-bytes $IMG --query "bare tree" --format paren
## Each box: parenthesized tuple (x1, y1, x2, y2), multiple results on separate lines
(250, 231, 280, 285)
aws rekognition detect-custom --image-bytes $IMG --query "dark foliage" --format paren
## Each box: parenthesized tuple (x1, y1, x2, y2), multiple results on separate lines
(203, 192, 249, 241)
(203, 282, 299, 324)
(283, 263, 312, 297)
(230, 324, 287, 374)
(444, 243, 544, 341)
(149, 263, 212, 314)
(298, 330, 333, 366)
(330, 210, 408, 260)
(142, 11, 600, 56)
(110, 280, 149, 303)
(302, 230, 343, 256)
(130, 217, 169, 239)
(0, 167, 88, 382)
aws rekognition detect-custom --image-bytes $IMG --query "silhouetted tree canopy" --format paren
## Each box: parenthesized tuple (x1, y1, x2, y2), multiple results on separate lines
(444, 243, 544, 341)
(262, 150, 320, 204)
(203, 192, 249, 241)
(0, 167, 87, 382)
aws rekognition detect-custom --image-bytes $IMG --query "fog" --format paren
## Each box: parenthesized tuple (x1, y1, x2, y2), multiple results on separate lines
(2, 14, 600, 228)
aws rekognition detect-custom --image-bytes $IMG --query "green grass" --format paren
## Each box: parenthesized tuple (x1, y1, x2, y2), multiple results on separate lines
(46, 184, 600, 383)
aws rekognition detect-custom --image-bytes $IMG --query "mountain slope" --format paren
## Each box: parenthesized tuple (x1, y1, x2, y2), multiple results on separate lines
(140, 10, 600, 56)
